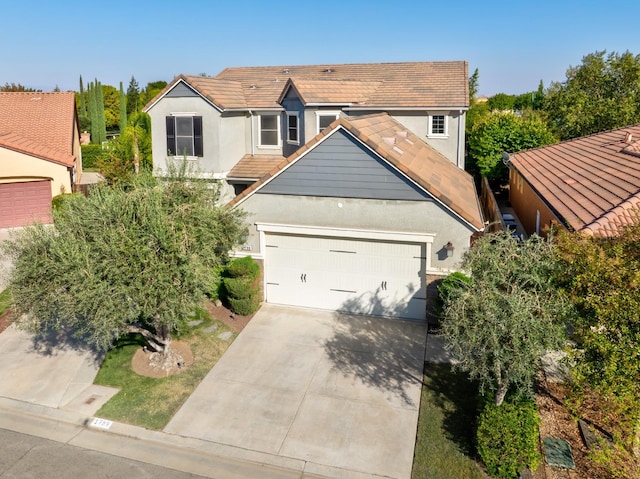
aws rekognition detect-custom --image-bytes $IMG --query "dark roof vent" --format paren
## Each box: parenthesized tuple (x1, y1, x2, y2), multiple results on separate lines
(249, 84, 257, 89)
(323, 68, 333, 73)
(282, 68, 290, 74)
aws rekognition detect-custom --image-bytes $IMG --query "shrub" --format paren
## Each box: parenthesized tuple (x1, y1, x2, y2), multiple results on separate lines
(228, 297, 261, 316)
(222, 256, 261, 316)
(436, 271, 472, 312)
(476, 397, 542, 478)
(222, 276, 259, 300)
(81, 144, 109, 169)
(225, 255, 259, 279)
(52, 193, 84, 211)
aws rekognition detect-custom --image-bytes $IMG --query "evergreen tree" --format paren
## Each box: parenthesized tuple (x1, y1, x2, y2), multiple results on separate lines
(126, 76, 140, 115)
(79, 75, 86, 117)
(88, 81, 98, 144)
(119, 81, 127, 134)
(95, 79, 107, 144)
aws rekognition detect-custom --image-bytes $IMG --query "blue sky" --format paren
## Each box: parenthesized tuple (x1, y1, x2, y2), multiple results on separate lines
(2, 0, 640, 96)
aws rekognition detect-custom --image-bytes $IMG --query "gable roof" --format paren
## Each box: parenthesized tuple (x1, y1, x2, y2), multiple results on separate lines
(0, 92, 77, 167)
(145, 61, 469, 112)
(227, 154, 286, 181)
(229, 113, 484, 231)
(508, 125, 640, 237)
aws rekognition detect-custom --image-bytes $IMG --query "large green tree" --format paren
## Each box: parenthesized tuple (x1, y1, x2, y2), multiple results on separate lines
(440, 231, 570, 406)
(3, 173, 245, 358)
(545, 50, 640, 140)
(467, 111, 556, 182)
(126, 76, 140, 115)
(556, 223, 640, 460)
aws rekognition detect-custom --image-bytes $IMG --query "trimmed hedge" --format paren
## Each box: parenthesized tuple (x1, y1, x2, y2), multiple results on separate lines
(222, 256, 261, 316)
(81, 144, 110, 169)
(476, 398, 542, 478)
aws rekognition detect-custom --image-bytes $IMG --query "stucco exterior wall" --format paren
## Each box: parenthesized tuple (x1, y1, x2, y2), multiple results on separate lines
(147, 96, 223, 176)
(0, 148, 71, 196)
(510, 168, 563, 236)
(234, 194, 475, 273)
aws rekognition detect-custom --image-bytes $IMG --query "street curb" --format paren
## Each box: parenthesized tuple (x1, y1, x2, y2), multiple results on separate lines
(0, 396, 389, 479)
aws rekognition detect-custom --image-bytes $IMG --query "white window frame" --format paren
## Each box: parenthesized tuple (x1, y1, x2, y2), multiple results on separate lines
(286, 112, 300, 145)
(315, 111, 340, 134)
(258, 113, 281, 148)
(428, 114, 448, 138)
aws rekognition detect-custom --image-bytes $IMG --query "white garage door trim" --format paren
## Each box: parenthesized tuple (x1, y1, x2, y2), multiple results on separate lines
(256, 223, 434, 320)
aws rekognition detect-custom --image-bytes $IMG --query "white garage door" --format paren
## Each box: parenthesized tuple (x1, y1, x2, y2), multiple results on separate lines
(264, 234, 427, 320)
(0, 181, 52, 228)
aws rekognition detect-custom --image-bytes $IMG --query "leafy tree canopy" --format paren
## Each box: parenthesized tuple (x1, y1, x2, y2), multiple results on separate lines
(545, 50, 640, 140)
(440, 231, 570, 406)
(0, 82, 39, 92)
(3, 170, 246, 356)
(467, 111, 556, 182)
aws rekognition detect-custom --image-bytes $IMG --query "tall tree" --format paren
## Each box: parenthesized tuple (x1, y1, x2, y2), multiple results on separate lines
(467, 111, 556, 182)
(95, 80, 107, 144)
(545, 50, 640, 140)
(119, 81, 127, 133)
(440, 231, 570, 406)
(469, 68, 479, 105)
(88, 81, 98, 143)
(556, 223, 640, 460)
(3, 172, 246, 359)
(78, 75, 87, 117)
(126, 76, 140, 115)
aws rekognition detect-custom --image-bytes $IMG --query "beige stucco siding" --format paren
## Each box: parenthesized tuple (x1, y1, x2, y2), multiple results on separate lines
(510, 168, 562, 236)
(235, 194, 475, 273)
(0, 147, 72, 196)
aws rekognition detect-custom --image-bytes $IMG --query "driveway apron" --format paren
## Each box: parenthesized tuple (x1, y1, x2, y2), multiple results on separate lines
(165, 304, 427, 479)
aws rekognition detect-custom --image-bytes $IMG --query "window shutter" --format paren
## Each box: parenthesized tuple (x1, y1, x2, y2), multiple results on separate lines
(193, 116, 203, 157)
(166, 117, 175, 155)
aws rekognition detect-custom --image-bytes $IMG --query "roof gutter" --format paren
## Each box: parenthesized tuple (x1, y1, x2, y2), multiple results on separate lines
(344, 106, 469, 112)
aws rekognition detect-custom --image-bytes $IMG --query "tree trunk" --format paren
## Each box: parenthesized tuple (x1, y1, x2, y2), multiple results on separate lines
(125, 323, 171, 356)
(495, 383, 508, 406)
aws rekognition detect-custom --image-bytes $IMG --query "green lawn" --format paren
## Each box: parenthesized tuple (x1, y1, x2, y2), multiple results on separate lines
(412, 364, 488, 479)
(93, 306, 234, 430)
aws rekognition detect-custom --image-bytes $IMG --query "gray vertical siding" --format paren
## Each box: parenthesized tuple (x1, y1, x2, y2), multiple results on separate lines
(258, 129, 431, 201)
(165, 82, 199, 97)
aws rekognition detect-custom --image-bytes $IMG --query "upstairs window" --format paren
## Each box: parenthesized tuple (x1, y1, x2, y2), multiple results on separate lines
(166, 116, 203, 157)
(287, 113, 299, 144)
(259, 114, 280, 147)
(428, 114, 447, 137)
(316, 112, 340, 134)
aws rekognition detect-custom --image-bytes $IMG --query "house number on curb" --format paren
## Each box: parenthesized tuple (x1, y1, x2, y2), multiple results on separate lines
(90, 417, 113, 430)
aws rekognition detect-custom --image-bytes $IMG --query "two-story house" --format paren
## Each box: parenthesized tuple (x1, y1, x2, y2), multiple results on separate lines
(144, 62, 483, 320)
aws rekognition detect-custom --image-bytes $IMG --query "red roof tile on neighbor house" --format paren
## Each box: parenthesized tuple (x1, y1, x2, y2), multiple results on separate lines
(0, 92, 77, 167)
(508, 124, 640, 237)
(229, 113, 484, 231)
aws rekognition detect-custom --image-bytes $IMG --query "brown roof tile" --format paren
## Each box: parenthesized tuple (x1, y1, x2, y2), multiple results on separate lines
(227, 154, 286, 180)
(0, 92, 77, 167)
(509, 125, 640, 237)
(229, 113, 483, 230)
(147, 62, 469, 112)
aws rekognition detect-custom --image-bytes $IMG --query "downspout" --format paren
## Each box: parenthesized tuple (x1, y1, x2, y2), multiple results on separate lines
(249, 110, 255, 155)
(457, 110, 464, 169)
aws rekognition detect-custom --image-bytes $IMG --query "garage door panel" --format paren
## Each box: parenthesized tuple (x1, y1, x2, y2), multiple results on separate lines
(264, 233, 427, 320)
(0, 181, 52, 228)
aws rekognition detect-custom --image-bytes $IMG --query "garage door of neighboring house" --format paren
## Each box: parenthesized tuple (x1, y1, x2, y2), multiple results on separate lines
(264, 233, 427, 320)
(0, 181, 53, 228)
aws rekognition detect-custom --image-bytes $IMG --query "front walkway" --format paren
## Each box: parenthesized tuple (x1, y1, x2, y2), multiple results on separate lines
(165, 304, 427, 479)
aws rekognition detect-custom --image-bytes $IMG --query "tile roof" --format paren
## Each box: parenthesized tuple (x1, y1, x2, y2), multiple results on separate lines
(0, 92, 77, 167)
(227, 154, 286, 180)
(508, 125, 640, 237)
(230, 113, 484, 231)
(146, 61, 469, 111)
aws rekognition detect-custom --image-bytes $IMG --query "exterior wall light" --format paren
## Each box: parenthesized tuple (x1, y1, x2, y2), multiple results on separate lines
(445, 241, 455, 258)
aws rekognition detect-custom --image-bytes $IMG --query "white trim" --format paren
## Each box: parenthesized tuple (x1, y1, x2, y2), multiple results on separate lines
(256, 223, 435, 244)
(257, 113, 281, 148)
(427, 114, 448, 138)
(305, 103, 351, 107)
(315, 111, 341, 134)
(144, 79, 222, 114)
(286, 112, 300, 145)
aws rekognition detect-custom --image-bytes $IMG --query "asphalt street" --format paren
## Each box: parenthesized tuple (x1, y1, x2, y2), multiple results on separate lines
(0, 428, 209, 479)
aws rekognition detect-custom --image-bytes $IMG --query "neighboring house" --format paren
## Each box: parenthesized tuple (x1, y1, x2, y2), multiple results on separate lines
(506, 125, 640, 237)
(143, 61, 469, 199)
(0, 92, 82, 228)
(228, 113, 484, 320)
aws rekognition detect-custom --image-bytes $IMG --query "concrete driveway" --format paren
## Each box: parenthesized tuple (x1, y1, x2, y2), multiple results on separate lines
(165, 304, 427, 479)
